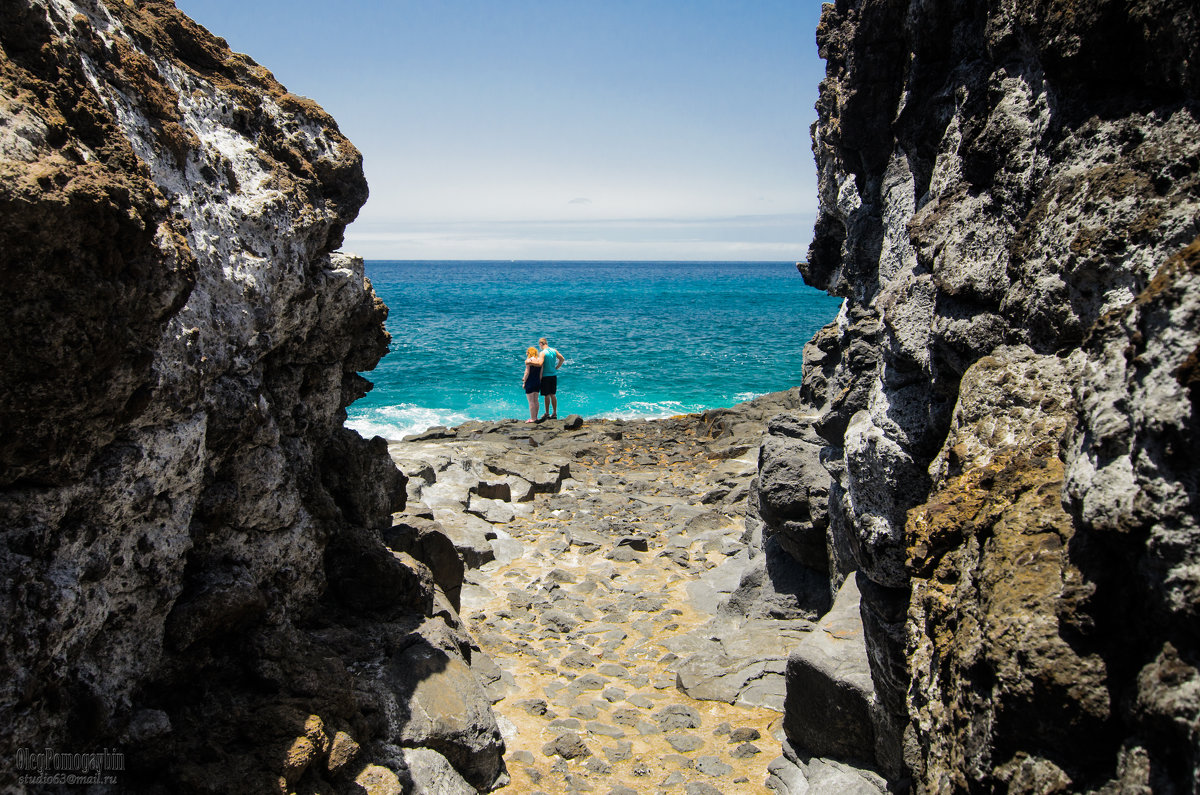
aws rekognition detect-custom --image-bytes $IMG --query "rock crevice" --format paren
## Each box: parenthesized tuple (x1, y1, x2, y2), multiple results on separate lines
(763, 1, 1200, 792)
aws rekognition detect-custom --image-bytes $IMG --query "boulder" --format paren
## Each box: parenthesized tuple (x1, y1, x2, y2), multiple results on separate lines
(430, 511, 496, 569)
(783, 576, 875, 766)
(400, 746, 481, 795)
(766, 742, 887, 795)
(720, 537, 831, 621)
(753, 419, 830, 572)
(386, 634, 506, 791)
(382, 519, 464, 611)
(324, 529, 435, 617)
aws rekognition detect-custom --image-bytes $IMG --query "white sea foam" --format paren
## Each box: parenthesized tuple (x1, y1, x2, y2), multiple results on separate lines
(346, 404, 475, 441)
(732, 391, 763, 403)
(598, 400, 703, 420)
(349, 393, 775, 441)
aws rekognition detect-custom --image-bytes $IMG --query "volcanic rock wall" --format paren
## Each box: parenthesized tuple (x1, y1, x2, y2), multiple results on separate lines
(759, 0, 1200, 792)
(0, 1, 502, 791)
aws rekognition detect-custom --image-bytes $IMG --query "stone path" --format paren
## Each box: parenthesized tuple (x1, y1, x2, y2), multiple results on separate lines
(388, 394, 818, 794)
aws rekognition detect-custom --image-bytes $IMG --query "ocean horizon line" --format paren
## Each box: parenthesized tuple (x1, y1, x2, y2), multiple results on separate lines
(346, 259, 841, 444)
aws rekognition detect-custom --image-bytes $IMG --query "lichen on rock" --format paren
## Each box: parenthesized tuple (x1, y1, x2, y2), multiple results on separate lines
(0, 1, 503, 792)
(761, 0, 1200, 791)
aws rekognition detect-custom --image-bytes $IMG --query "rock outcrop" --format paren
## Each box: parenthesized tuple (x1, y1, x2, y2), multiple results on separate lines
(762, 0, 1200, 792)
(385, 395, 821, 793)
(0, 2, 502, 792)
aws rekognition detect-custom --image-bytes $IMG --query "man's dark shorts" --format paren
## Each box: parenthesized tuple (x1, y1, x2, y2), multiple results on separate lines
(539, 376, 557, 396)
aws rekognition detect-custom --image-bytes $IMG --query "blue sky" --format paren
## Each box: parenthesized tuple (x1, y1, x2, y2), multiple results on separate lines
(174, 1, 828, 260)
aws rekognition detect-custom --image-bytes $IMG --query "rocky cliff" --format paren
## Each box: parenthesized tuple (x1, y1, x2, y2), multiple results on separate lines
(0, 1, 502, 792)
(761, 0, 1199, 792)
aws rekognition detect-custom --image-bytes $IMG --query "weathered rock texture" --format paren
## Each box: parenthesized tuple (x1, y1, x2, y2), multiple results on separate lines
(389, 402, 807, 793)
(0, 1, 501, 792)
(759, 0, 1200, 792)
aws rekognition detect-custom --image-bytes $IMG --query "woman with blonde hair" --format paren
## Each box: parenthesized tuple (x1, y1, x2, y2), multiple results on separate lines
(521, 346, 542, 422)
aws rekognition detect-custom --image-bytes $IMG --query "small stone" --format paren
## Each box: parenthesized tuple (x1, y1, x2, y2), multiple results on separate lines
(549, 717, 582, 730)
(684, 783, 724, 795)
(601, 628, 627, 644)
(602, 687, 627, 702)
(587, 721, 626, 738)
(654, 705, 702, 731)
(585, 757, 612, 775)
(124, 709, 172, 743)
(662, 771, 687, 786)
(542, 732, 591, 759)
(303, 715, 330, 754)
(542, 609, 579, 632)
(325, 731, 360, 775)
(730, 742, 761, 758)
(666, 734, 704, 753)
(616, 535, 650, 551)
(627, 694, 654, 709)
(564, 773, 594, 792)
(612, 707, 641, 726)
(631, 594, 667, 611)
(517, 698, 550, 716)
(607, 787, 638, 795)
(695, 756, 733, 776)
(570, 704, 600, 720)
(636, 720, 660, 735)
(282, 736, 316, 784)
(631, 760, 651, 777)
(561, 650, 596, 669)
(661, 548, 691, 567)
(712, 722, 731, 736)
(510, 750, 535, 765)
(354, 764, 404, 795)
(569, 673, 606, 692)
(547, 568, 577, 584)
(604, 741, 633, 762)
(728, 727, 761, 743)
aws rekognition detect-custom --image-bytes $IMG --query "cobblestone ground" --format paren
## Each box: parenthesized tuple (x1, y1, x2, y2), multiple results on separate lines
(462, 426, 784, 795)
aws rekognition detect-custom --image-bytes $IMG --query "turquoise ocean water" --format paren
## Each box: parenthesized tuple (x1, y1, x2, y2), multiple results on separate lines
(345, 261, 842, 440)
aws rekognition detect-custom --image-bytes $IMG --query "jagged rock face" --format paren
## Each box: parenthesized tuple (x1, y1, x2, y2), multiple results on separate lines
(770, 0, 1200, 791)
(0, 2, 502, 792)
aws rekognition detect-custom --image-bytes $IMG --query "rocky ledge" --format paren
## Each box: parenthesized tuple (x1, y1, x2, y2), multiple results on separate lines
(383, 390, 886, 794)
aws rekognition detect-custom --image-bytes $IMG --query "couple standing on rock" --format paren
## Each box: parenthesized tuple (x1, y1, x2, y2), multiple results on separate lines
(522, 337, 565, 423)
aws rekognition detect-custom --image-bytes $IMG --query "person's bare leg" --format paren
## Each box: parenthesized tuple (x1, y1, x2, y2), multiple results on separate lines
(550, 394, 558, 418)
(526, 392, 538, 422)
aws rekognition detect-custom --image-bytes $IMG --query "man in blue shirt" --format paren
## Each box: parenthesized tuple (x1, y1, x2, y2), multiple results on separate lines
(536, 337, 566, 419)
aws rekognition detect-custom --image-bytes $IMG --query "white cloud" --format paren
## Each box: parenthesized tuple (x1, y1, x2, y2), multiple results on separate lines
(342, 214, 816, 261)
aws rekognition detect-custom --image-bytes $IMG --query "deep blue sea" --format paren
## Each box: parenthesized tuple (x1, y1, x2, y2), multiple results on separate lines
(345, 261, 842, 440)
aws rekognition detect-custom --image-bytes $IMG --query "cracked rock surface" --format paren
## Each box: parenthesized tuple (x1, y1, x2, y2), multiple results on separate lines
(760, 0, 1200, 791)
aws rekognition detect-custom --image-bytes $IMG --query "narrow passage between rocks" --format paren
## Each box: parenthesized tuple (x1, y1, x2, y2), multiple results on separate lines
(389, 398, 817, 794)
